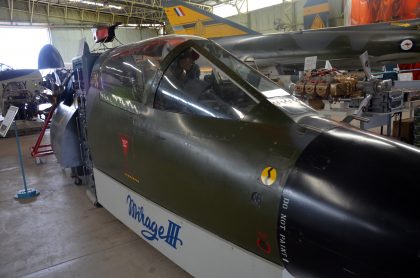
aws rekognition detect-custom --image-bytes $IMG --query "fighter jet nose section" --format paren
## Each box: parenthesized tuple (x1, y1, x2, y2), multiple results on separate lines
(280, 126, 420, 277)
(38, 44, 64, 69)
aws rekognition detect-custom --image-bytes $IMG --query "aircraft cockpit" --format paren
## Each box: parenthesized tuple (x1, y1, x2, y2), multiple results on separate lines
(90, 36, 315, 123)
(154, 38, 316, 122)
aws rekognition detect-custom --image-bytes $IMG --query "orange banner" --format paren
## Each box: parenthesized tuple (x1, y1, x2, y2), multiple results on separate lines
(351, 0, 420, 25)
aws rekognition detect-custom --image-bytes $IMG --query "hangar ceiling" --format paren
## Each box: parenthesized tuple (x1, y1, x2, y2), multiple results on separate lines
(0, 0, 234, 27)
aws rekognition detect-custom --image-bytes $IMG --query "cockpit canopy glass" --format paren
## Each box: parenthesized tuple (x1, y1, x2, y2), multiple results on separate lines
(194, 40, 315, 117)
(99, 36, 191, 103)
(154, 46, 258, 120)
(195, 40, 290, 98)
(154, 39, 314, 120)
(97, 36, 314, 119)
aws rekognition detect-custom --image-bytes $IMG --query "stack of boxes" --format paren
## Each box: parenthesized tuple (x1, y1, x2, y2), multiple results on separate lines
(392, 118, 413, 144)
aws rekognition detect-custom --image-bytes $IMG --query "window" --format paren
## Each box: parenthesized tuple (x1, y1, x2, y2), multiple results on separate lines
(154, 47, 257, 120)
(0, 27, 49, 69)
(101, 55, 147, 102)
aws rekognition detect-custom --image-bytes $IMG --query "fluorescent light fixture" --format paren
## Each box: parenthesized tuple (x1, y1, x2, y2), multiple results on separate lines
(69, 0, 103, 7)
(108, 4, 122, 10)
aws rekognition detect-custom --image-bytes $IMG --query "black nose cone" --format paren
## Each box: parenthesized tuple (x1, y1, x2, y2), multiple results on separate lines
(279, 126, 420, 277)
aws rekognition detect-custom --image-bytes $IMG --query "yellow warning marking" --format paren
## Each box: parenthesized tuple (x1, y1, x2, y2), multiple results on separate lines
(261, 166, 277, 186)
(125, 172, 140, 183)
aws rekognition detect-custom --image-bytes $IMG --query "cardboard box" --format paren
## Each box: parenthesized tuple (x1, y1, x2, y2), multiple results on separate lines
(393, 118, 414, 144)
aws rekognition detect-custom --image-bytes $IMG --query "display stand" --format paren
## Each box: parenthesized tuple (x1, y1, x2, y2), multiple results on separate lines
(1, 106, 40, 199)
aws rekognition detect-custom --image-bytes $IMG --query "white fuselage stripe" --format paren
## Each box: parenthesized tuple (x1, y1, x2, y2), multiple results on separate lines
(94, 168, 292, 278)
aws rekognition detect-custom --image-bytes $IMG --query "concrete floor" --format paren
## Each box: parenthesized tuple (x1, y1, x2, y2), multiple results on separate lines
(0, 132, 191, 278)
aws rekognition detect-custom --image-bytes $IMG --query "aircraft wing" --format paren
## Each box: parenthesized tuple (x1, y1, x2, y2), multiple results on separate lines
(216, 28, 420, 72)
(162, 0, 420, 73)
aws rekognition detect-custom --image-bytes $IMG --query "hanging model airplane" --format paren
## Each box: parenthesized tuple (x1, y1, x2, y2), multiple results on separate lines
(46, 35, 420, 277)
(162, 0, 420, 75)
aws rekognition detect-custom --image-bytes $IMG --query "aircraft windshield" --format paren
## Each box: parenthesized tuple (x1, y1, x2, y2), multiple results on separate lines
(195, 41, 289, 98)
(195, 40, 315, 117)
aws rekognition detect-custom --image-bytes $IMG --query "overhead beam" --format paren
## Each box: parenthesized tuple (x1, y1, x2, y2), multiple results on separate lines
(0, 0, 165, 25)
(186, 0, 212, 12)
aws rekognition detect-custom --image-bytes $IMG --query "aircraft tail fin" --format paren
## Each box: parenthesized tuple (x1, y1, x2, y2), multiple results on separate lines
(162, 0, 260, 39)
